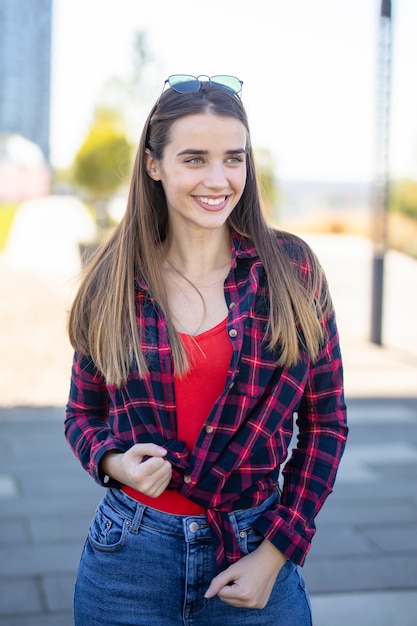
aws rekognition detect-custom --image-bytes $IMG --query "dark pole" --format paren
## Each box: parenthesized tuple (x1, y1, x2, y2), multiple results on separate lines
(370, 0, 392, 345)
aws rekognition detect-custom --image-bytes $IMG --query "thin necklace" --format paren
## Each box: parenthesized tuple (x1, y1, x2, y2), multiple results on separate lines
(165, 259, 229, 288)
(184, 334, 207, 359)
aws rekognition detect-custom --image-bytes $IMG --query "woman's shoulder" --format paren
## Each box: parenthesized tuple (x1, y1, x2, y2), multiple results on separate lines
(232, 228, 321, 274)
(272, 228, 319, 268)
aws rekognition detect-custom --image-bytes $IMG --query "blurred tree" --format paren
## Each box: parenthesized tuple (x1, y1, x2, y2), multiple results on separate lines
(386, 177, 417, 259)
(70, 30, 154, 245)
(391, 177, 417, 220)
(254, 148, 279, 223)
(72, 107, 133, 231)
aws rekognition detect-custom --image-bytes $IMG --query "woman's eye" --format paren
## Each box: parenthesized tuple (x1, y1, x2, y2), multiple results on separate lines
(185, 156, 204, 164)
(227, 155, 244, 163)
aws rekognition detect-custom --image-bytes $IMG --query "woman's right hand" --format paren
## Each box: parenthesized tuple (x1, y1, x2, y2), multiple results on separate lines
(100, 444, 172, 497)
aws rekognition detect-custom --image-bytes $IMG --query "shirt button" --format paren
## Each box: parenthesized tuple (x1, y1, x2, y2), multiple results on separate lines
(184, 475, 192, 484)
(228, 302, 236, 310)
(189, 521, 199, 533)
(228, 328, 237, 338)
(228, 382, 235, 390)
(205, 425, 214, 434)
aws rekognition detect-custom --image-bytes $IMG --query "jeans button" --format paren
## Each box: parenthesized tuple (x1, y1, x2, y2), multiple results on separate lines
(189, 522, 199, 533)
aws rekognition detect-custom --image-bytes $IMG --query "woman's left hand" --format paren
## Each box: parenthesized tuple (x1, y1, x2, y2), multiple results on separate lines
(204, 539, 287, 609)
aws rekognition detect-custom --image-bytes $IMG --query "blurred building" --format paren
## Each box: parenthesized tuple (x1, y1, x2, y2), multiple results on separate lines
(0, 0, 53, 161)
(278, 179, 371, 233)
(0, 133, 51, 202)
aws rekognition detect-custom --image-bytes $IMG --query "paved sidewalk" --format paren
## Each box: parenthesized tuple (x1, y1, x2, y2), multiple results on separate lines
(0, 398, 417, 625)
(1, 208, 417, 625)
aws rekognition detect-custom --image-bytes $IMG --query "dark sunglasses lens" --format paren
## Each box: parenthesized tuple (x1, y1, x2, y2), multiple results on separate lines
(168, 75, 200, 93)
(210, 75, 242, 94)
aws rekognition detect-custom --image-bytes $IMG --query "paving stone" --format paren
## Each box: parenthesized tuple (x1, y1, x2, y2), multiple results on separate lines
(0, 519, 28, 546)
(0, 475, 19, 497)
(0, 456, 91, 476)
(5, 439, 74, 464)
(303, 554, 417, 593)
(42, 573, 75, 612)
(0, 578, 43, 614)
(343, 442, 417, 465)
(28, 516, 91, 545)
(0, 544, 82, 576)
(308, 527, 376, 558)
(360, 523, 417, 552)
(0, 407, 65, 422)
(316, 499, 417, 525)
(346, 403, 417, 423)
(17, 471, 102, 497)
(0, 493, 99, 520)
(346, 426, 417, 445)
(0, 613, 73, 626)
(310, 590, 417, 626)
(330, 480, 416, 501)
(367, 462, 417, 481)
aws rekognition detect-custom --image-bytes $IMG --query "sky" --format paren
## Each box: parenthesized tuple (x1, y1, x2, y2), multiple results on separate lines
(50, 0, 417, 183)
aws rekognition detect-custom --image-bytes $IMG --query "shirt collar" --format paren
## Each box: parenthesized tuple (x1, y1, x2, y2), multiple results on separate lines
(230, 230, 259, 263)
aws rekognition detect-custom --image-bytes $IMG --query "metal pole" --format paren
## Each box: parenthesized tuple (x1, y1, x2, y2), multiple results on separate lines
(370, 0, 392, 345)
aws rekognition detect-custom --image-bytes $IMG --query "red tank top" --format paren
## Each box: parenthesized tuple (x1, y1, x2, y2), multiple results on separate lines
(122, 317, 232, 514)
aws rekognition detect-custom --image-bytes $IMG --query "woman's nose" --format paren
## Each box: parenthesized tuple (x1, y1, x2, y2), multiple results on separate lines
(204, 163, 228, 188)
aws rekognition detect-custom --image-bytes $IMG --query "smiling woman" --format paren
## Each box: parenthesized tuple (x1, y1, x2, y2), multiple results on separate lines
(64, 76, 347, 626)
(145, 114, 247, 236)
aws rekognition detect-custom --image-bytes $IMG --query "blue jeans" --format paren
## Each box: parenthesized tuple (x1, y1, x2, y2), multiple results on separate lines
(74, 488, 312, 625)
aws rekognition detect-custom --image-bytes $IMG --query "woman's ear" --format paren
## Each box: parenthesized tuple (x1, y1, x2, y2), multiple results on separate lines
(145, 149, 161, 181)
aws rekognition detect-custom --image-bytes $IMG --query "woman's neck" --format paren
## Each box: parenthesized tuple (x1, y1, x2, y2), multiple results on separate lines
(161, 228, 232, 278)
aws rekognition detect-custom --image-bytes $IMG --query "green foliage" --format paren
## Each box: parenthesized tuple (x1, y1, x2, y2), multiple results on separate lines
(0, 203, 19, 252)
(72, 108, 133, 201)
(391, 178, 417, 220)
(254, 148, 279, 221)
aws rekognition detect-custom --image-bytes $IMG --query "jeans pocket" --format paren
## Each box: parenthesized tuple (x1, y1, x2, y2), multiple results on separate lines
(88, 501, 129, 552)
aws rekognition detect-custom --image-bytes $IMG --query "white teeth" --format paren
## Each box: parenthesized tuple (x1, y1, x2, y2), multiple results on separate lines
(197, 196, 226, 206)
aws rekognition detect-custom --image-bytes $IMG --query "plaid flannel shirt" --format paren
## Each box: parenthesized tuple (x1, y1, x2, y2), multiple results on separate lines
(65, 230, 348, 570)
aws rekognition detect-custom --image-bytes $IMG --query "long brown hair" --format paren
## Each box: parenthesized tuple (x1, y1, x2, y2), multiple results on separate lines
(68, 83, 332, 385)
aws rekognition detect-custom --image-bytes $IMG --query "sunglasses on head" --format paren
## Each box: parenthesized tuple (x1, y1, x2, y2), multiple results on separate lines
(164, 74, 243, 95)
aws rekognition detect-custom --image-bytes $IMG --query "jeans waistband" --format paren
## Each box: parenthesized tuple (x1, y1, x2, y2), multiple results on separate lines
(104, 487, 279, 538)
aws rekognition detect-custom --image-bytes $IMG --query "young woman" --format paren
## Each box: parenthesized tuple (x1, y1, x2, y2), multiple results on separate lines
(65, 74, 348, 625)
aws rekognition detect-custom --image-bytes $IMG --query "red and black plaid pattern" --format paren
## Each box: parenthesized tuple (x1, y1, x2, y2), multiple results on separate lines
(65, 231, 348, 570)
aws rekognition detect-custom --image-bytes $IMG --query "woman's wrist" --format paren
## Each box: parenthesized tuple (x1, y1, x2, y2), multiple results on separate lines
(100, 450, 124, 483)
(258, 539, 287, 572)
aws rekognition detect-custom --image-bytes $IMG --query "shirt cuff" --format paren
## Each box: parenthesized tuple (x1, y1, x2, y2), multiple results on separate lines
(252, 505, 314, 566)
(92, 443, 127, 487)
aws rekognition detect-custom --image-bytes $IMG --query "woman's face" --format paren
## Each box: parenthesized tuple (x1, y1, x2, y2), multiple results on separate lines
(146, 113, 247, 236)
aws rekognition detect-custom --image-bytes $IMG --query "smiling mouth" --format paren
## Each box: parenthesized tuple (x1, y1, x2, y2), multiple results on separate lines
(195, 196, 227, 206)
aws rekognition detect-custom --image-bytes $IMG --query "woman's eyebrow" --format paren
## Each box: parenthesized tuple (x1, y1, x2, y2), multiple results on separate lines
(176, 148, 247, 157)
(176, 149, 209, 156)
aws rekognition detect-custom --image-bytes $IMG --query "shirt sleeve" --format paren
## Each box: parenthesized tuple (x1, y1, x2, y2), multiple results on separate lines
(65, 352, 127, 486)
(252, 310, 348, 565)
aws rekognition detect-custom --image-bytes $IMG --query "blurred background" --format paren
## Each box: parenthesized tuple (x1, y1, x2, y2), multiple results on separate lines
(1, 0, 417, 405)
(0, 2, 417, 624)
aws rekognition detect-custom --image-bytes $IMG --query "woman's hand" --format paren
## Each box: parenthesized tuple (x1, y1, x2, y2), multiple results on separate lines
(204, 539, 287, 609)
(101, 444, 172, 497)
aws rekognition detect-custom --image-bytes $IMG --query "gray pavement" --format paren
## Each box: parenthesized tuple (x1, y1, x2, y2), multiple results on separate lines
(1, 399, 417, 625)
(0, 201, 417, 624)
